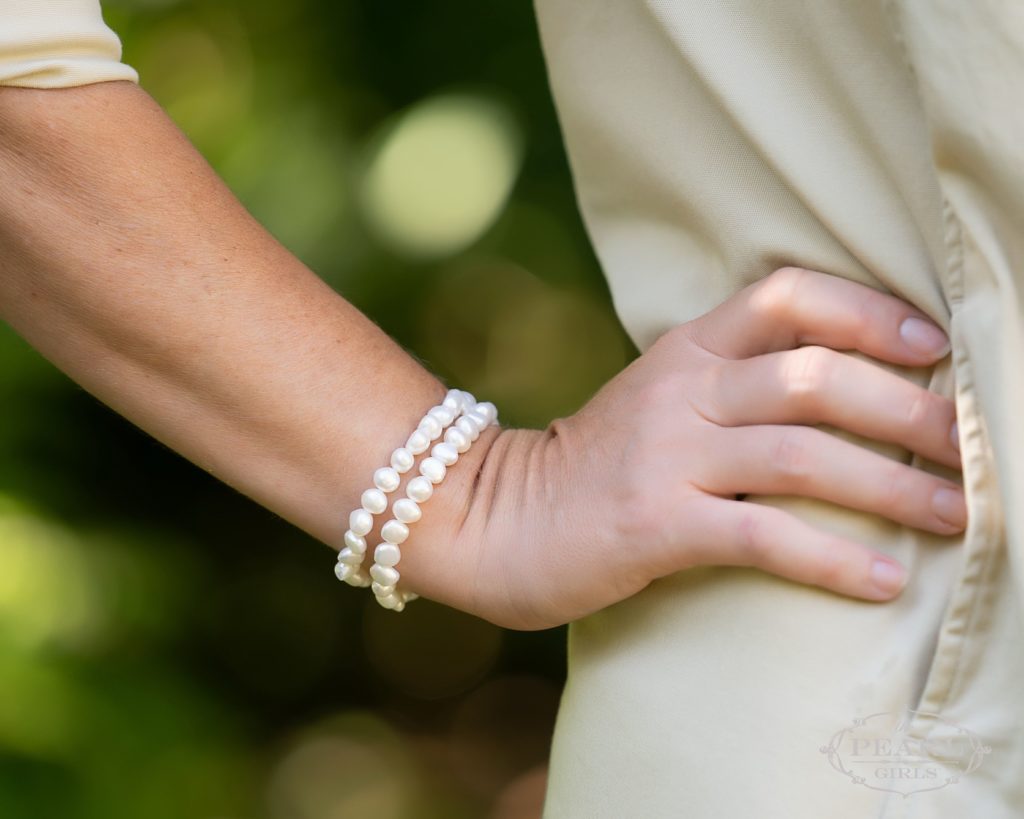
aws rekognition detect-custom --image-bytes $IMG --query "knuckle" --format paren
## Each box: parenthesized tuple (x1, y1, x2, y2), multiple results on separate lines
(780, 346, 834, 412)
(770, 427, 814, 487)
(608, 439, 672, 548)
(748, 266, 808, 321)
(614, 480, 668, 548)
(810, 545, 849, 590)
(848, 287, 883, 340)
(878, 462, 913, 514)
(735, 507, 772, 565)
(654, 320, 702, 357)
(697, 358, 731, 423)
(903, 386, 936, 432)
(636, 370, 686, 415)
(768, 265, 810, 289)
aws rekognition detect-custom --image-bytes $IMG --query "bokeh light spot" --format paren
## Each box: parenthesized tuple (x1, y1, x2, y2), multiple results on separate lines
(129, 11, 254, 153)
(449, 675, 560, 798)
(0, 496, 100, 651)
(359, 93, 522, 258)
(363, 598, 503, 700)
(418, 258, 631, 426)
(267, 712, 416, 819)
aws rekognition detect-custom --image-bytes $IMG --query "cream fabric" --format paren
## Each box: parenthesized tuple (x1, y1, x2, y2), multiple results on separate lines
(534, 0, 1024, 816)
(0, 0, 136, 88)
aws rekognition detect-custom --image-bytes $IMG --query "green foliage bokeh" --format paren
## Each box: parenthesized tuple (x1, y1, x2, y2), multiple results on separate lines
(0, 1, 637, 816)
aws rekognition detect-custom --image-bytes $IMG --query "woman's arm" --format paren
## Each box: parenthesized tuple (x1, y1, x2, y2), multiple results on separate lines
(0, 80, 494, 552)
(0, 81, 965, 629)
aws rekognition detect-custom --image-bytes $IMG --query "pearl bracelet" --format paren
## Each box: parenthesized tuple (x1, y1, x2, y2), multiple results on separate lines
(334, 388, 467, 588)
(334, 388, 497, 610)
(369, 397, 497, 611)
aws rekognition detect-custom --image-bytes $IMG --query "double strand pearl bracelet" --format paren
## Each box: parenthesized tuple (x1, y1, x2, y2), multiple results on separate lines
(334, 388, 498, 612)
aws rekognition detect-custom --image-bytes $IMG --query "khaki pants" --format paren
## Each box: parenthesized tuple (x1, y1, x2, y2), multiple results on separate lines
(535, 0, 1024, 816)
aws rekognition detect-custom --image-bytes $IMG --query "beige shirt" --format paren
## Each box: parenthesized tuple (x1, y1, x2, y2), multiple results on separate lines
(0, 0, 136, 87)
(534, 1, 1024, 816)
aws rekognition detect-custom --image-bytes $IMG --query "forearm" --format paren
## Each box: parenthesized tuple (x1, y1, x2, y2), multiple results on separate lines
(0, 80, 500, 556)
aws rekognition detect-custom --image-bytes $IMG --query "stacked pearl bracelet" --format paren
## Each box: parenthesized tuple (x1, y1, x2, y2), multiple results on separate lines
(334, 388, 498, 611)
(370, 397, 498, 611)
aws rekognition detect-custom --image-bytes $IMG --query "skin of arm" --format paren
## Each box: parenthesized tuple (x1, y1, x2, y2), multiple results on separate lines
(0, 81, 967, 630)
(0, 80, 498, 563)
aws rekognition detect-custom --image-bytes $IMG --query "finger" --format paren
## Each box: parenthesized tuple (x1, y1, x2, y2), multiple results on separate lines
(703, 345, 961, 470)
(696, 424, 967, 534)
(670, 497, 910, 601)
(686, 266, 950, 364)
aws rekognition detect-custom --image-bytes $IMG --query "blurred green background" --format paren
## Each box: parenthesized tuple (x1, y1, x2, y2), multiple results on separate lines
(0, 1, 638, 816)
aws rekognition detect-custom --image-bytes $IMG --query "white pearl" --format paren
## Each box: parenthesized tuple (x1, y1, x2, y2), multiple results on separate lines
(375, 542, 402, 567)
(390, 447, 415, 473)
(392, 599, 405, 612)
(406, 476, 434, 503)
(370, 563, 400, 586)
(403, 592, 419, 602)
(334, 562, 355, 582)
(406, 429, 430, 455)
(476, 401, 498, 425)
(428, 405, 456, 426)
(464, 410, 489, 431)
(347, 569, 371, 587)
(393, 498, 421, 523)
(418, 415, 442, 440)
(349, 508, 373, 536)
(361, 487, 388, 514)
(371, 581, 396, 597)
(455, 416, 479, 442)
(444, 427, 470, 453)
(381, 519, 409, 544)
(431, 441, 459, 465)
(442, 389, 463, 411)
(377, 592, 400, 609)
(460, 390, 477, 409)
(419, 456, 446, 483)
(373, 466, 400, 493)
(344, 529, 367, 552)
(337, 547, 364, 566)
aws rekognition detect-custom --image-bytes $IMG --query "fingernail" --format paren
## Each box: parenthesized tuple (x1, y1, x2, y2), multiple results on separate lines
(899, 317, 950, 357)
(949, 420, 960, 453)
(932, 485, 967, 528)
(871, 559, 908, 596)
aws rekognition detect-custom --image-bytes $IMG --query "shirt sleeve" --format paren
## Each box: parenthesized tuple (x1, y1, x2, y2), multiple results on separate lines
(0, 0, 138, 88)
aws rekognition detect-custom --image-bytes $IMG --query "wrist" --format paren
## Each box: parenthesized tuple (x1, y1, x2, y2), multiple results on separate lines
(411, 423, 554, 624)
(361, 412, 508, 609)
